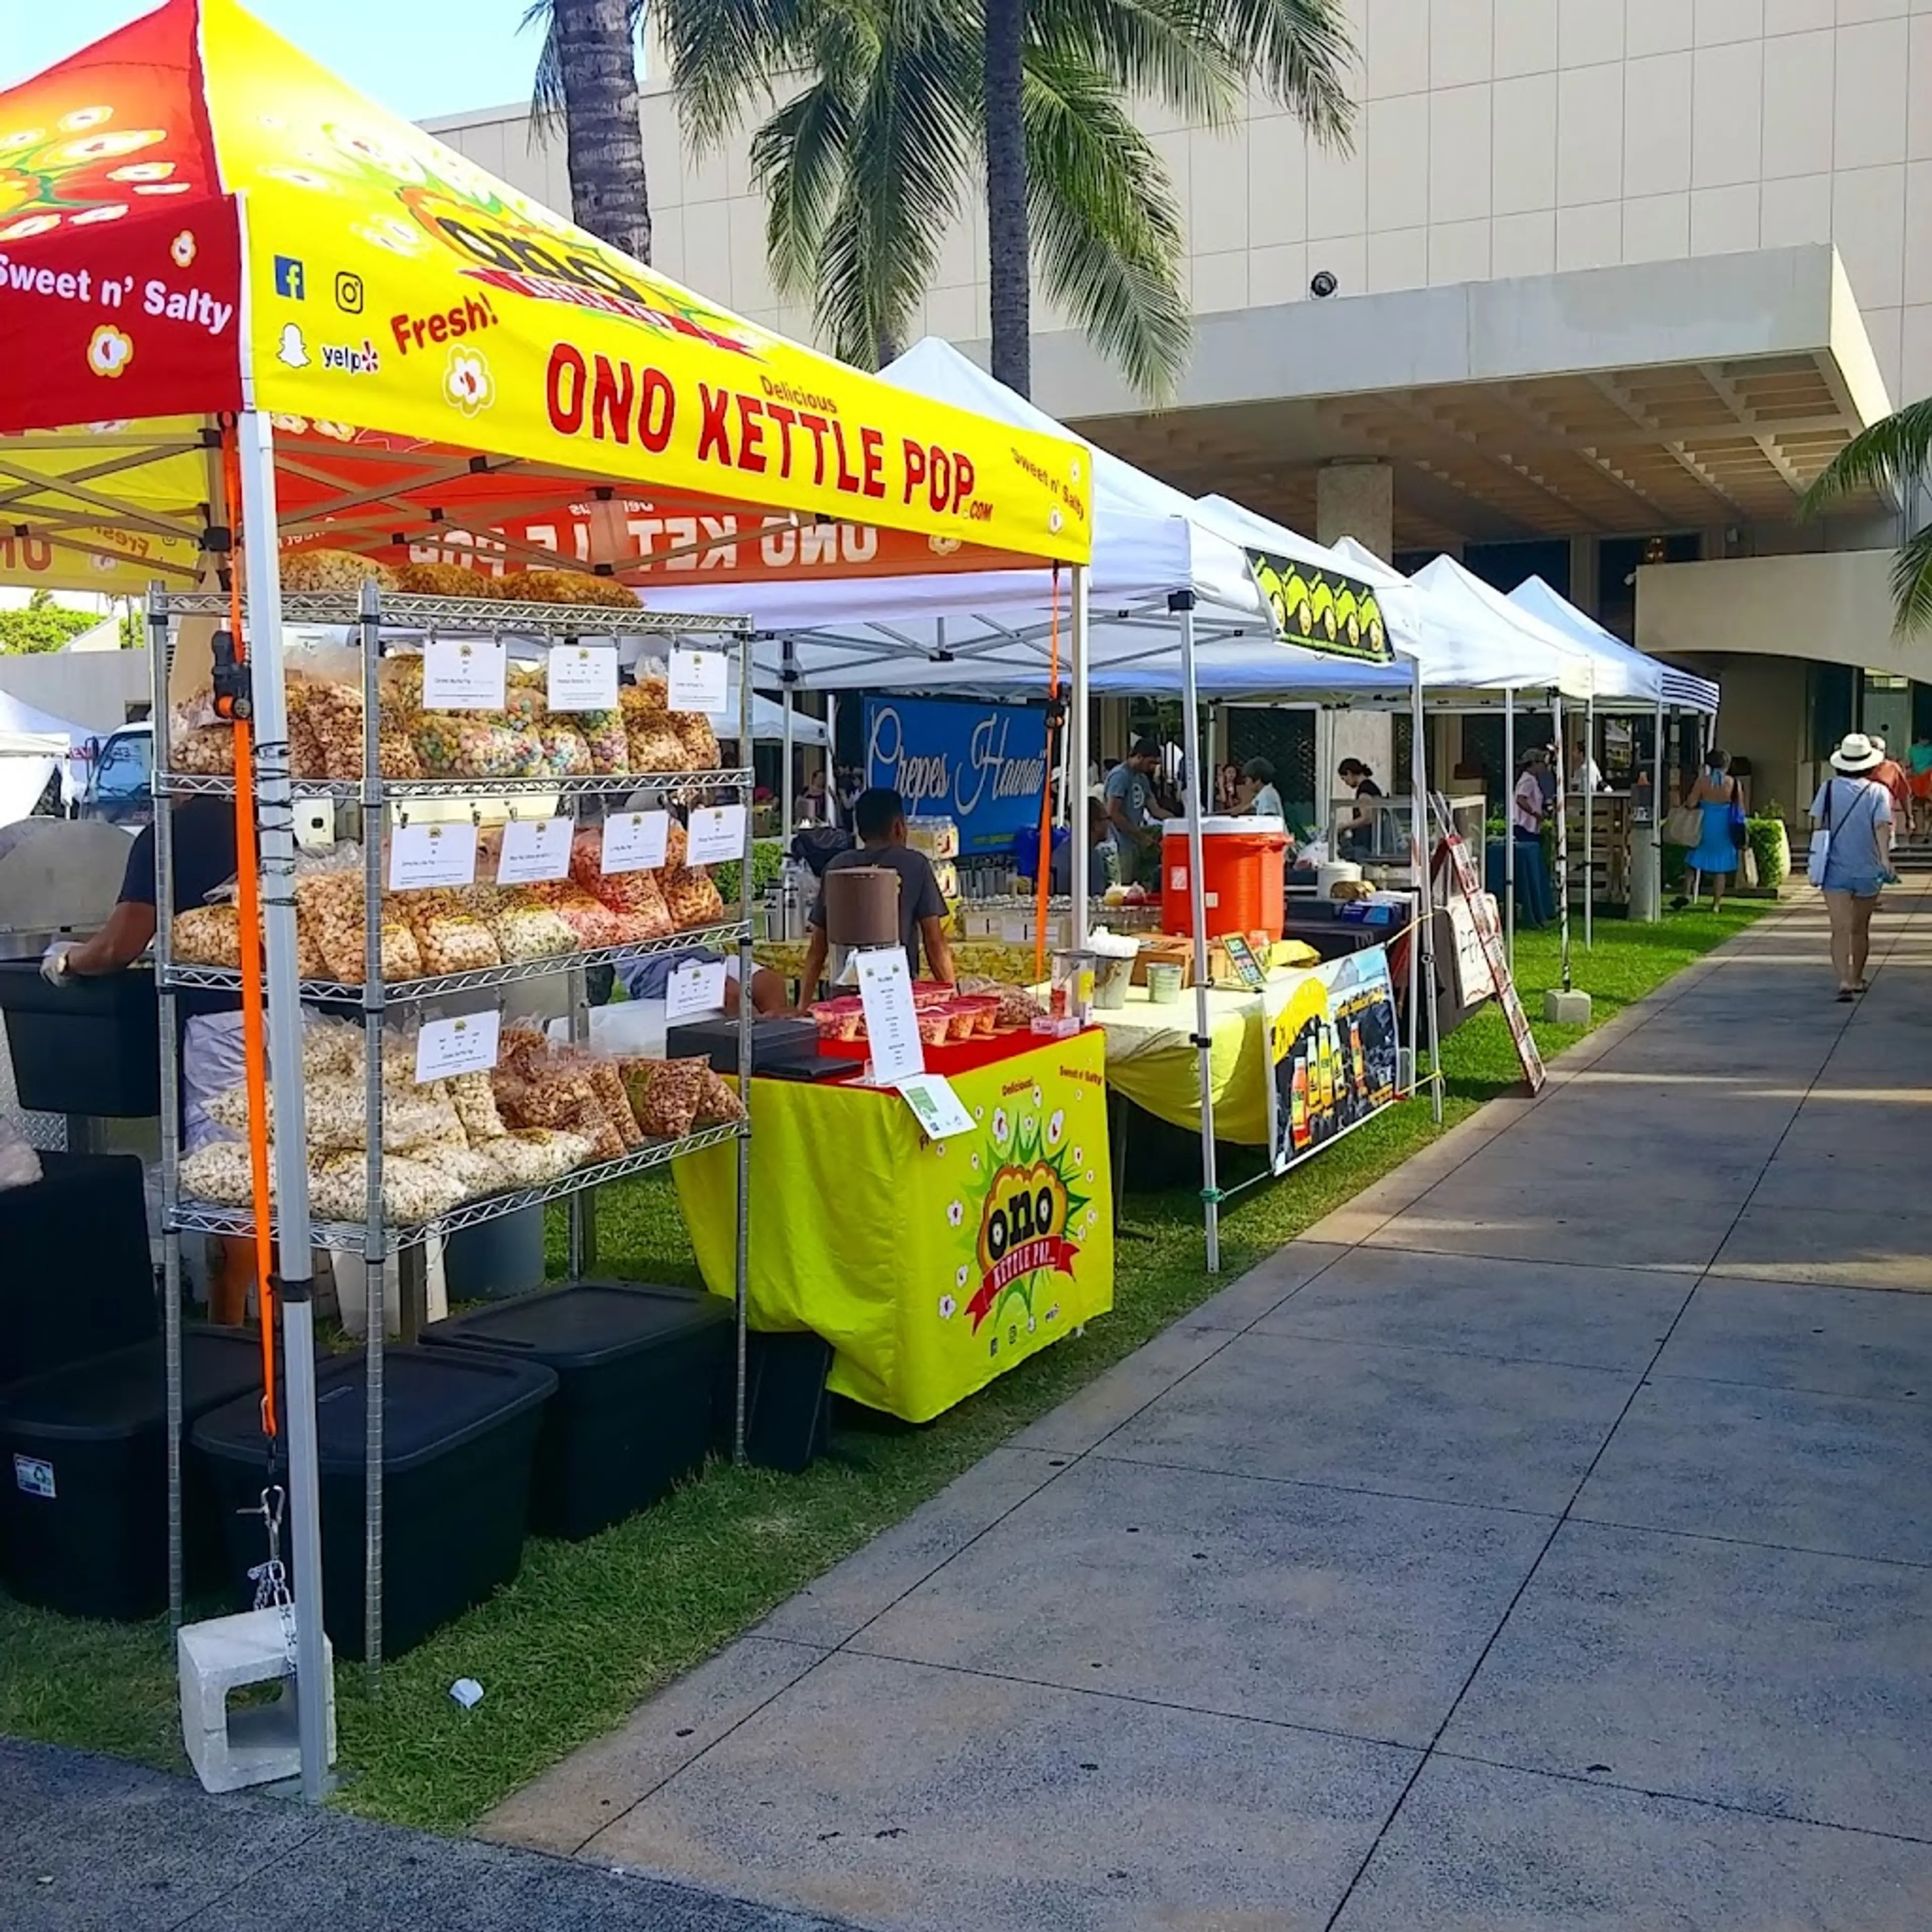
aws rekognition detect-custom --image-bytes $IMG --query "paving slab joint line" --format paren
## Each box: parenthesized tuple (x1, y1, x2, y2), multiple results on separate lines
(155, 1819, 336, 1932)
(1426, 1746, 1932, 1850)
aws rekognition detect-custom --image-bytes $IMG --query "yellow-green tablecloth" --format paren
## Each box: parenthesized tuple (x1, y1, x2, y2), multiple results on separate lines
(1092, 984, 1276, 1144)
(674, 1030, 1114, 1422)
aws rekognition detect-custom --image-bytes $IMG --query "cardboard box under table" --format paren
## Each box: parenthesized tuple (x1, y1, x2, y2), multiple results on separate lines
(674, 1031, 1114, 1424)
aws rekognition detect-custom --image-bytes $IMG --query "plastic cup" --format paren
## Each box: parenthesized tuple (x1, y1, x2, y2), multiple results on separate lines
(1147, 961, 1183, 1005)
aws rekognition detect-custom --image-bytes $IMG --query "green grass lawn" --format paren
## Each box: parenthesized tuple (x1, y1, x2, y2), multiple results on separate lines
(0, 902, 1767, 1831)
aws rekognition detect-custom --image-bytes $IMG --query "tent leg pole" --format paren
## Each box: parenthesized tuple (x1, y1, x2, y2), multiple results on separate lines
(780, 663, 794, 833)
(1584, 696, 1595, 949)
(1554, 690, 1571, 992)
(1411, 659, 1440, 1123)
(1069, 567, 1090, 942)
(1174, 593, 1218, 1274)
(236, 409, 329, 1800)
(1652, 698, 1666, 922)
(1504, 690, 1516, 974)
(824, 693, 838, 829)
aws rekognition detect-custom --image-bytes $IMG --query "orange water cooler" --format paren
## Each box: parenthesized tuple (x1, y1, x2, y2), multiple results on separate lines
(1160, 816, 1291, 940)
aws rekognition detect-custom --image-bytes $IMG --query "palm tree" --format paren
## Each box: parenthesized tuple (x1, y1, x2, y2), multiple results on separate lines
(661, 0, 1357, 400)
(1803, 397, 1932, 633)
(525, 0, 653, 263)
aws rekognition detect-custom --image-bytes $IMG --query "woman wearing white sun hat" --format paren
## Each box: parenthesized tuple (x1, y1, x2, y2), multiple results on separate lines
(1811, 734, 1897, 1000)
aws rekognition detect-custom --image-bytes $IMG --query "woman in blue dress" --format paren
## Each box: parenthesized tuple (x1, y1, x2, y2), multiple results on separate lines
(1675, 749, 1742, 912)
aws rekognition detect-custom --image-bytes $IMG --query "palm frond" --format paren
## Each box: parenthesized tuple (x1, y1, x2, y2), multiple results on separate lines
(657, 0, 820, 151)
(1021, 45, 1190, 401)
(1190, 0, 1356, 150)
(1893, 522, 1932, 636)
(1802, 397, 1932, 517)
(1033, 0, 1239, 130)
(751, 80, 857, 300)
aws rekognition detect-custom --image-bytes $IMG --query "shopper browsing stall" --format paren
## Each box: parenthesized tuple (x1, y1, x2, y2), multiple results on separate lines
(796, 787, 955, 999)
(1511, 750, 1554, 928)
(1052, 796, 1118, 897)
(1104, 739, 1170, 886)
(41, 795, 255, 1326)
(1241, 757, 1286, 821)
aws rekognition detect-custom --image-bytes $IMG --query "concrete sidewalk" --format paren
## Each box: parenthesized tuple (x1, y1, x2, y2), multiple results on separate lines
(488, 887, 1932, 1930)
(0, 1734, 853, 1932)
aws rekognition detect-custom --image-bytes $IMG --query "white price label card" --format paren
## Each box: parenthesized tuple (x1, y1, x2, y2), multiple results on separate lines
(856, 945, 924, 1084)
(495, 815, 573, 885)
(388, 819, 478, 892)
(685, 803, 747, 867)
(414, 1009, 501, 1084)
(422, 635, 506, 711)
(896, 1071, 974, 1141)
(668, 648, 730, 715)
(545, 643, 620, 712)
(601, 808, 669, 874)
(665, 957, 729, 1021)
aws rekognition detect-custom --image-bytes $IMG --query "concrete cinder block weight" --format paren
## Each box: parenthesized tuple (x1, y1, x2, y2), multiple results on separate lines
(1545, 988, 1593, 1026)
(178, 1606, 336, 1794)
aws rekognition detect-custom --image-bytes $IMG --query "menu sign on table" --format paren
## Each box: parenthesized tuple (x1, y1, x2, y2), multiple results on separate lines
(388, 820, 478, 892)
(496, 815, 573, 885)
(414, 1010, 502, 1083)
(686, 804, 747, 867)
(668, 648, 730, 715)
(422, 636, 507, 711)
(546, 644, 620, 712)
(601, 809, 670, 874)
(856, 945, 924, 1084)
(665, 958, 729, 1020)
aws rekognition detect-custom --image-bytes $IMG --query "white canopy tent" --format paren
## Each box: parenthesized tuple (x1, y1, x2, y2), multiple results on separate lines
(656, 341, 1447, 1268)
(1509, 576, 1718, 715)
(1508, 573, 1721, 949)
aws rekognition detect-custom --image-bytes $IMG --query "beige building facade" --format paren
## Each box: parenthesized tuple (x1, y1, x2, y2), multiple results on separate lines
(428, 0, 1932, 817)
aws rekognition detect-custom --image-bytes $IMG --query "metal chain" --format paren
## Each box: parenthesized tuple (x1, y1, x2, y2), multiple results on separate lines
(243, 1484, 299, 1668)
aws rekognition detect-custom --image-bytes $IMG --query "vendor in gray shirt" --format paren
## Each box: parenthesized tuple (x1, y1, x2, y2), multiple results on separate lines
(796, 786, 955, 999)
(1103, 738, 1170, 886)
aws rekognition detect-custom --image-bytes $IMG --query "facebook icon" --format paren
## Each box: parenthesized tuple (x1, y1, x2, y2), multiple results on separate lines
(273, 256, 305, 300)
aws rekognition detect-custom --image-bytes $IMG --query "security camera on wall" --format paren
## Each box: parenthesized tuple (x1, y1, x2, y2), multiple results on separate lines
(1310, 270, 1339, 299)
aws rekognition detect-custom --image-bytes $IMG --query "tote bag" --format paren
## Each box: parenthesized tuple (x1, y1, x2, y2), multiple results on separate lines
(1663, 802, 1702, 846)
(1808, 780, 1835, 887)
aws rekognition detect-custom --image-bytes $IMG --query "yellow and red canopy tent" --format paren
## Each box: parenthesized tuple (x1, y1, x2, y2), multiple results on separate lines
(0, 0, 1090, 591)
(0, 0, 1092, 1801)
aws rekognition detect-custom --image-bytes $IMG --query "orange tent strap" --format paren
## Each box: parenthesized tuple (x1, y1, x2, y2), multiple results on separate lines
(219, 424, 278, 1440)
(1033, 566, 1063, 987)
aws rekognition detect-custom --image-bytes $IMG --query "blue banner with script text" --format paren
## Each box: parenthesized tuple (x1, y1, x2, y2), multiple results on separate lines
(863, 696, 1049, 853)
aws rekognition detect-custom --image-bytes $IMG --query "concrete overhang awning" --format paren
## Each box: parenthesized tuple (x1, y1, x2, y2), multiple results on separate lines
(1020, 246, 1893, 549)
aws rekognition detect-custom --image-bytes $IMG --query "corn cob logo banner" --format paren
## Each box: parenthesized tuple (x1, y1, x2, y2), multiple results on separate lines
(1247, 550, 1393, 664)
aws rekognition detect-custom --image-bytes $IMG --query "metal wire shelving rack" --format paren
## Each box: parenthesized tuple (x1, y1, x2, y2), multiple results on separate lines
(150, 581, 756, 1677)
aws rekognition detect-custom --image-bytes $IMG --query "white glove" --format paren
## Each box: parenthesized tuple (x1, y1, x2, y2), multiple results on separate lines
(39, 941, 73, 986)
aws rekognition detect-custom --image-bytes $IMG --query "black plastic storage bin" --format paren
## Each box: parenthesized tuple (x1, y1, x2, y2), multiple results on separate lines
(421, 1281, 731, 1540)
(736, 1330, 834, 1474)
(0, 1153, 157, 1388)
(0, 1327, 264, 1621)
(192, 1347, 555, 1660)
(0, 961, 160, 1116)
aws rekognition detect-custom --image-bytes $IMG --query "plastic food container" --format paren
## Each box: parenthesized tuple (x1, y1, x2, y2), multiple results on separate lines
(810, 999, 866, 1043)
(950, 994, 1000, 1037)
